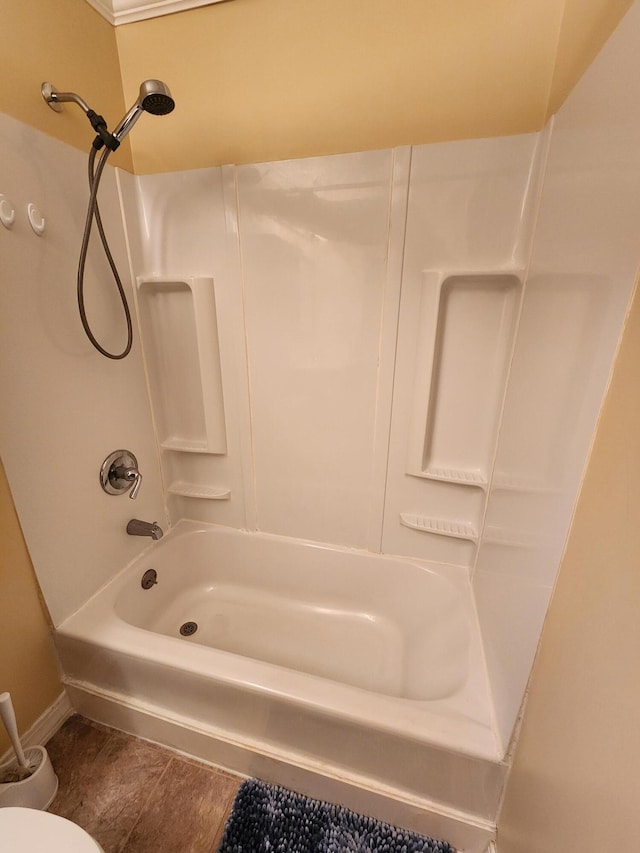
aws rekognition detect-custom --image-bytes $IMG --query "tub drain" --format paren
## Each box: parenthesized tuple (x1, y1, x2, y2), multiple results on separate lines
(179, 621, 198, 637)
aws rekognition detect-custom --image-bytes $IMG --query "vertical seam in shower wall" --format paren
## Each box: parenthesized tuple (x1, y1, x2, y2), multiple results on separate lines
(230, 165, 259, 532)
(365, 149, 395, 553)
(366, 146, 412, 555)
(469, 122, 555, 583)
(114, 167, 171, 528)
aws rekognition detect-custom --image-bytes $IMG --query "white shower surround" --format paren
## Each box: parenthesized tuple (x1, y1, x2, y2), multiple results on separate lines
(1, 5, 640, 850)
(119, 130, 549, 759)
(122, 138, 544, 569)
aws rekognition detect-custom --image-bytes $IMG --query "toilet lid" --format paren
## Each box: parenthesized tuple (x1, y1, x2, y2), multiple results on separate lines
(0, 807, 103, 852)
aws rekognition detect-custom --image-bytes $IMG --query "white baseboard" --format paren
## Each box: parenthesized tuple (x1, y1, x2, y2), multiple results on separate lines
(0, 690, 73, 764)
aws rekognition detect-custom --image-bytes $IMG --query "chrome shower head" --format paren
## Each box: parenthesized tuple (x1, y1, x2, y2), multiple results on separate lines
(42, 79, 175, 152)
(138, 80, 175, 116)
(113, 80, 175, 142)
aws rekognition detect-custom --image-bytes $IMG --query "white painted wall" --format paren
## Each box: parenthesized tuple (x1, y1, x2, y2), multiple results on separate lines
(0, 114, 165, 625)
(474, 0, 640, 748)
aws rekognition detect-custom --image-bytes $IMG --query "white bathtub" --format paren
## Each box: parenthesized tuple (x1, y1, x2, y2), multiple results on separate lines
(56, 521, 503, 851)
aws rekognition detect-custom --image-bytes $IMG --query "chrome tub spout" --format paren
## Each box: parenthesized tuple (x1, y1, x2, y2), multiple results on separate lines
(126, 519, 163, 540)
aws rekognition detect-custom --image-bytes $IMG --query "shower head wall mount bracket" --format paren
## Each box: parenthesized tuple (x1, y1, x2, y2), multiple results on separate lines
(41, 83, 64, 113)
(41, 82, 119, 150)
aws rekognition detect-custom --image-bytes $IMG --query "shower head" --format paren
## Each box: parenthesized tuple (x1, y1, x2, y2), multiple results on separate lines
(42, 79, 175, 152)
(113, 80, 175, 142)
(138, 80, 175, 116)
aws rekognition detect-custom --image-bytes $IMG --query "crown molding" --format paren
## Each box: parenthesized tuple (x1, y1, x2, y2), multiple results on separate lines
(84, 0, 229, 26)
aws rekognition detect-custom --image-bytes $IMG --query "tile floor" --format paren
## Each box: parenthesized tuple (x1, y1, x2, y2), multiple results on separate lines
(46, 715, 242, 853)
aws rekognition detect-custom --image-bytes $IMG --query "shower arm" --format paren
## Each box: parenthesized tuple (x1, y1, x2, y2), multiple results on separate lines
(41, 83, 119, 151)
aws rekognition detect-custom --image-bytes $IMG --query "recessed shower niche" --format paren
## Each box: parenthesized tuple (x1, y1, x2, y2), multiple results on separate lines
(136, 277, 230, 511)
(385, 270, 522, 567)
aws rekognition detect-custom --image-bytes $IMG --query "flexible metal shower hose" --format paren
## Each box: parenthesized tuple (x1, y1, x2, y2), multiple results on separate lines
(76, 146, 133, 360)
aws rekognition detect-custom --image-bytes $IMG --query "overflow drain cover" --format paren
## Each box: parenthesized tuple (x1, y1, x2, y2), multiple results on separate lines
(179, 621, 198, 636)
(141, 569, 158, 590)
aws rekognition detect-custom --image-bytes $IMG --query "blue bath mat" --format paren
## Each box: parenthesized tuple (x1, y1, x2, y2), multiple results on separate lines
(218, 779, 455, 853)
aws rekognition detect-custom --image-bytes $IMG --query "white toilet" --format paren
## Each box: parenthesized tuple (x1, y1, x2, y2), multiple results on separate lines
(0, 806, 104, 851)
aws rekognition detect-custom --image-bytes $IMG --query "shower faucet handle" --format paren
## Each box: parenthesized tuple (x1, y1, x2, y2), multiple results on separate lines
(113, 465, 142, 499)
(128, 469, 142, 500)
(100, 450, 142, 499)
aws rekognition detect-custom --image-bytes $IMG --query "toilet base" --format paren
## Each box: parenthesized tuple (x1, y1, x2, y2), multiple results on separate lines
(0, 807, 104, 852)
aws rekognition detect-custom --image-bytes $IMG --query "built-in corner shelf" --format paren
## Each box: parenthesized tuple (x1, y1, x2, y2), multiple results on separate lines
(137, 276, 227, 456)
(167, 482, 231, 500)
(399, 513, 478, 542)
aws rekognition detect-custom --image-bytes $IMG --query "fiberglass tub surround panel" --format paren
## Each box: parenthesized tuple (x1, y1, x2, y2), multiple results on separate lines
(474, 0, 640, 749)
(0, 114, 165, 626)
(130, 166, 231, 276)
(382, 134, 541, 567)
(125, 139, 539, 561)
(237, 150, 394, 548)
(123, 165, 254, 531)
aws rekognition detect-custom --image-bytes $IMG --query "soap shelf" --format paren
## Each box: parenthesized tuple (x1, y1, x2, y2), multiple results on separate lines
(410, 467, 487, 488)
(168, 482, 231, 500)
(137, 277, 227, 455)
(391, 267, 523, 565)
(399, 513, 477, 542)
(406, 269, 522, 480)
(161, 439, 212, 454)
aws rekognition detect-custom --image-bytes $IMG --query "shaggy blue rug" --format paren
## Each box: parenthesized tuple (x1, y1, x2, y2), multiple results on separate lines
(218, 779, 455, 853)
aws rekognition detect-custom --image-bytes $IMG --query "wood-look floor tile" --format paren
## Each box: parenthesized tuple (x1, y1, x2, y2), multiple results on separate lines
(209, 781, 241, 853)
(51, 731, 171, 853)
(47, 716, 114, 816)
(121, 758, 240, 853)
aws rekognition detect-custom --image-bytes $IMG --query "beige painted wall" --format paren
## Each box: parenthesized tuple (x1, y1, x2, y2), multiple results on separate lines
(116, 0, 563, 172)
(0, 0, 132, 170)
(1, 0, 632, 173)
(115, 0, 632, 173)
(0, 459, 62, 754)
(497, 279, 640, 851)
